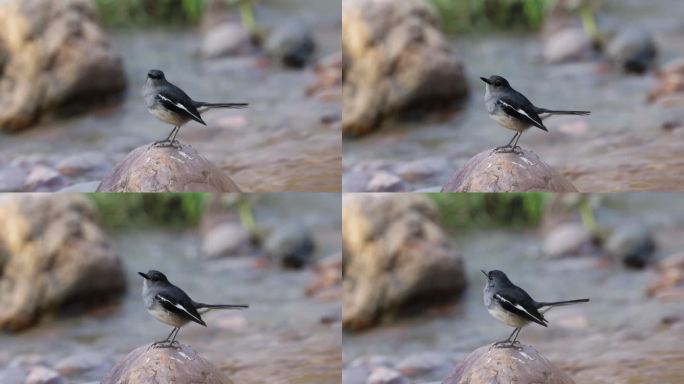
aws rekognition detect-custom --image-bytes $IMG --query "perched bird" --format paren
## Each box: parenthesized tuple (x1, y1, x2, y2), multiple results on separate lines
(481, 75, 590, 152)
(139, 270, 248, 347)
(482, 269, 589, 347)
(142, 69, 248, 147)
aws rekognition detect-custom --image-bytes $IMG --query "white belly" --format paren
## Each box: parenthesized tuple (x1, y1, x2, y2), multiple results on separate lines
(147, 302, 190, 328)
(488, 301, 530, 328)
(490, 113, 530, 133)
(148, 106, 190, 127)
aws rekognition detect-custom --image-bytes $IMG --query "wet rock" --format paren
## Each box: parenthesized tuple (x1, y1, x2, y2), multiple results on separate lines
(541, 222, 593, 258)
(25, 366, 65, 384)
(605, 222, 656, 269)
(25, 165, 67, 192)
(0, 195, 125, 331)
(441, 344, 575, 384)
(647, 253, 684, 298)
(55, 152, 108, 177)
(201, 22, 254, 59)
(607, 28, 657, 74)
(543, 28, 594, 63)
(367, 171, 408, 192)
(441, 149, 578, 192)
(264, 225, 315, 269)
(201, 222, 254, 259)
(0, 0, 126, 131)
(343, 0, 468, 136)
(367, 366, 408, 384)
(397, 352, 449, 378)
(265, 20, 316, 69)
(55, 352, 107, 377)
(101, 344, 233, 384)
(396, 158, 448, 183)
(0, 165, 27, 192)
(343, 194, 466, 331)
(648, 57, 684, 103)
(97, 143, 241, 192)
(307, 52, 343, 101)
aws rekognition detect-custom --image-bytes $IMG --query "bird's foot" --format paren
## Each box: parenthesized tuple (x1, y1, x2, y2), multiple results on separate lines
(151, 140, 181, 149)
(493, 145, 522, 154)
(150, 340, 181, 349)
(491, 340, 522, 350)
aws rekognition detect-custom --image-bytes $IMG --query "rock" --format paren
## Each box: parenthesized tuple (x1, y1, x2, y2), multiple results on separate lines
(397, 352, 449, 378)
(0, 195, 125, 331)
(265, 20, 316, 68)
(343, 194, 467, 331)
(648, 57, 684, 103)
(541, 222, 593, 258)
(343, 169, 372, 193)
(441, 344, 575, 384)
(367, 366, 408, 384)
(201, 22, 254, 59)
(343, 365, 370, 384)
(607, 28, 657, 74)
(0, 165, 27, 192)
(0, 0, 126, 131)
(543, 28, 594, 63)
(201, 222, 254, 259)
(342, 0, 468, 136)
(0, 365, 29, 384)
(367, 171, 408, 192)
(25, 366, 65, 384)
(605, 222, 656, 269)
(396, 158, 448, 182)
(307, 52, 343, 101)
(96, 143, 241, 192)
(647, 253, 684, 299)
(25, 165, 67, 192)
(101, 344, 233, 384)
(264, 225, 315, 269)
(55, 152, 108, 177)
(441, 148, 578, 192)
(55, 352, 107, 377)
(306, 253, 342, 301)
(58, 181, 101, 192)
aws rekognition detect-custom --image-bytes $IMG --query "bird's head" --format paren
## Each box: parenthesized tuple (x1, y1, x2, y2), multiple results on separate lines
(146, 69, 166, 86)
(480, 75, 510, 90)
(481, 269, 511, 287)
(138, 270, 169, 284)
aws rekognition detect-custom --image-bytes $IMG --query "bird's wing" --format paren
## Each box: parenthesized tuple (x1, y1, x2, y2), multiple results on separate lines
(497, 96, 547, 131)
(494, 291, 547, 327)
(156, 85, 206, 126)
(156, 292, 207, 326)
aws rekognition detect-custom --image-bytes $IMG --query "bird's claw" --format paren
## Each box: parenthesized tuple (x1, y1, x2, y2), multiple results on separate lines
(151, 140, 181, 149)
(151, 340, 181, 349)
(493, 145, 522, 154)
(491, 340, 522, 350)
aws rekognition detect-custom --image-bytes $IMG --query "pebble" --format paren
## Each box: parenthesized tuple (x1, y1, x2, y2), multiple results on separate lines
(201, 22, 254, 58)
(605, 222, 656, 268)
(543, 27, 594, 63)
(366, 171, 408, 192)
(366, 366, 408, 384)
(55, 152, 108, 177)
(395, 158, 447, 182)
(265, 20, 316, 68)
(541, 222, 592, 258)
(264, 224, 315, 269)
(200, 222, 254, 259)
(24, 165, 66, 192)
(396, 352, 448, 377)
(25, 366, 65, 384)
(55, 352, 106, 376)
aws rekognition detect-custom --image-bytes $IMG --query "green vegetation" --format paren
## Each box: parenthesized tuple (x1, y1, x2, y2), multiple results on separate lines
(88, 193, 211, 228)
(428, 193, 549, 230)
(429, 0, 553, 34)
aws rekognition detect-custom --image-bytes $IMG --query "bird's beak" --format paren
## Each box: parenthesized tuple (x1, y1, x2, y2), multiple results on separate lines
(480, 77, 491, 85)
(138, 272, 149, 280)
(481, 270, 488, 278)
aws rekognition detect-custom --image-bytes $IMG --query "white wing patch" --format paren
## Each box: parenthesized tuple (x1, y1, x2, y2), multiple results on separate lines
(157, 295, 203, 324)
(159, 94, 202, 122)
(499, 99, 540, 126)
(495, 293, 544, 323)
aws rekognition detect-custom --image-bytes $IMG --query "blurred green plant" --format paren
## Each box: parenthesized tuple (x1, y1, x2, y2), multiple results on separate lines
(88, 193, 211, 228)
(428, 193, 549, 230)
(429, 0, 553, 33)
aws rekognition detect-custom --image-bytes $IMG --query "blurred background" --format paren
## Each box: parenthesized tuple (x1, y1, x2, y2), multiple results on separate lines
(342, 0, 684, 192)
(0, 193, 341, 383)
(0, 0, 341, 193)
(342, 192, 684, 383)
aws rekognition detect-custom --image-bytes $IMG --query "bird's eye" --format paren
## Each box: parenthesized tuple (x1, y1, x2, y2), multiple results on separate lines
(494, 80, 502, 87)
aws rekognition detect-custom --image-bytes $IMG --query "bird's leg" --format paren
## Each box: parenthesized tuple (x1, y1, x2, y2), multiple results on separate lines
(492, 328, 519, 349)
(511, 131, 524, 152)
(153, 126, 179, 147)
(494, 132, 519, 153)
(169, 126, 182, 147)
(151, 327, 178, 348)
(168, 327, 181, 347)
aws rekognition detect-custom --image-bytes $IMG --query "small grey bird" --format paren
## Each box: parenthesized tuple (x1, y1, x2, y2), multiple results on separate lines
(139, 270, 248, 347)
(482, 269, 589, 347)
(481, 75, 590, 152)
(143, 69, 248, 147)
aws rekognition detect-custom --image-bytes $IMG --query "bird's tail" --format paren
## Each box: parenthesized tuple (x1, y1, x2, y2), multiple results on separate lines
(195, 303, 249, 310)
(538, 298, 589, 308)
(538, 108, 590, 116)
(195, 102, 248, 110)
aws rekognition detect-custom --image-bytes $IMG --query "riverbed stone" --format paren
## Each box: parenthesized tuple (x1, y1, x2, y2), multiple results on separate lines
(200, 221, 254, 259)
(441, 344, 575, 384)
(366, 171, 408, 192)
(0, 195, 125, 331)
(25, 366, 65, 384)
(648, 57, 684, 103)
(0, 0, 126, 131)
(605, 222, 656, 269)
(101, 344, 233, 384)
(541, 222, 593, 259)
(0, 165, 27, 192)
(397, 352, 450, 378)
(55, 152, 108, 177)
(97, 143, 241, 192)
(367, 366, 408, 384)
(24, 165, 67, 192)
(342, 0, 468, 136)
(343, 194, 466, 331)
(264, 224, 315, 269)
(441, 148, 578, 192)
(543, 27, 594, 63)
(607, 27, 657, 74)
(201, 22, 254, 59)
(265, 20, 316, 68)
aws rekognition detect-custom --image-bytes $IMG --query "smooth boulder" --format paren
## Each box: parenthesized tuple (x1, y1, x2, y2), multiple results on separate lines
(343, 194, 466, 331)
(101, 344, 233, 384)
(0, 0, 126, 131)
(97, 143, 241, 192)
(441, 344, 575, 384)
(0, 195, 125, 331)
(441, 148, 578, 192)
(342, 0, 468, 136)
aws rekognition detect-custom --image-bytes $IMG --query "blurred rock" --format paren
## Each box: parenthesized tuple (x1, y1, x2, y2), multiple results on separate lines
(58, 181, 101, 193)
(55, 152, 108, 177)
(367, 171, 408, 192)
(343, 0, 468, 136)
(648, 57, 684, 103)
(0, 365, 28, 384)
(343, 194, 466, 331)
(55, 352, 107, 377)
(306, 253, 342, 301)
(264, 225, 315, 269)
(97, 143, 241, 192)
(201, 22, 254, 59)
(265, 20, 316, 69)
(367, 366, 408, 384)
(0, 164, 27, 192)
(343, 169, 372, 193)
(441, 344, 575, 384)
(607, 28, 657, 74)
(201, 222, 254, 259)
(397, 352, 449, 378)
(543, 28, 594, 63)
(0, 0, 126, 131)
(441, 149, 578, 192)
(308, 52, 343, 101)
(343, 365, 370, 384)
(101, 344, 233, 384)
(0, 195, 125, 331)
(541, 222, 593, 258)
(605, 222, 656, 269)
(647, 253, 684, 298)
(25, 165, 67, 192)
(25, 366, 65, 384)
(396, 158, 448, 183)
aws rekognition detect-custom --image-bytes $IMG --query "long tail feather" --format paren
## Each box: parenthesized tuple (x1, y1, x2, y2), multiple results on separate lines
(539, 109, 590, 116)
(195, 303, 249, 310)
(538, 298, 589, 308)
(195, 102, 248, 109)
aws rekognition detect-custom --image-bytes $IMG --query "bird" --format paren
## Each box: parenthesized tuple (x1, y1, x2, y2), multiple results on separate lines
(142, 69, 248, 147)
(482, 269, 589, 347)
(139, 270, 248, 347)
(481, 75, 590, 152)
